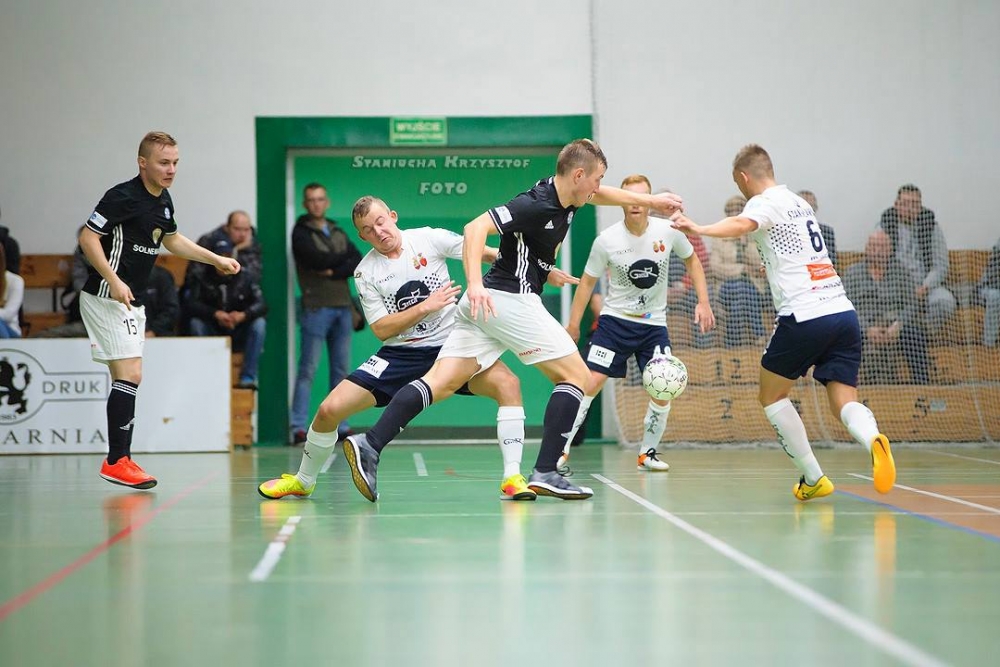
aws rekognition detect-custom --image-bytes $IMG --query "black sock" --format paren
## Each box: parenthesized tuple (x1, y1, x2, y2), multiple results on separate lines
(535, 383, 583, 472)
(107, 380, 138, 464)
(366, 379, 432, 453)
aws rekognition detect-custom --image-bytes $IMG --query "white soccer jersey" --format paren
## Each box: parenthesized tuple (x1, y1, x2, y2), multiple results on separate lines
(584, 217, 693, 326)
(742, 185, 853, 321)
(353, 227, 463, 347)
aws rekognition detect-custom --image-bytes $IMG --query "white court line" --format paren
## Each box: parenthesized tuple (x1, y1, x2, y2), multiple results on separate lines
(592, 474, 947, 667)
(249, 515, 301, 582)
(320, 452, 337, 474)
(925, 450, 1000, 466)
(413, 452, 428, 477)
(848, 473, 1000, 515)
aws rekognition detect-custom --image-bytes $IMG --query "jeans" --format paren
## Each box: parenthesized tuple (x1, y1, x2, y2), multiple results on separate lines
(290, 306, 353, 432)
(0, 320, 19, 338)
(983, 287, 1000, 347)
(718, 278, 766, 347)
(189, 316, 266, 383)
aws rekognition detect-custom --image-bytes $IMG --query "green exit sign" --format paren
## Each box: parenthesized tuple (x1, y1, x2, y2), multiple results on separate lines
(390, 117, 448, 145)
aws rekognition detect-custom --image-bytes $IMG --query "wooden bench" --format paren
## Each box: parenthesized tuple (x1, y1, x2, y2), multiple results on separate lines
(20, 254, 73, 335)
(230, 352, 255, 448)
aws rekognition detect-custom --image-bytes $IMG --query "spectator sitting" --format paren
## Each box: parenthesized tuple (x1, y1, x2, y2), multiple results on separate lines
(0, 205, 21, 275)
(981, 236, 1000, 348)
(879, 184, 957, 334)
(711, 195, 767, 347)
(843, 229, 930, 384)
(797, 189, 837, 271)
(195, 210, 262, 282)
(0, 245, 24, 338)
(182, 237, 267, 389)
(143, 264, 180, 337)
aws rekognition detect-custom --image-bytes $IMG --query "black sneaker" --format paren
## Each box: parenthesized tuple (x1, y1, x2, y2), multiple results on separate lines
(527, 469, 593, 500)
(342, 434, 380, 502)
(288, 429, 307, 447)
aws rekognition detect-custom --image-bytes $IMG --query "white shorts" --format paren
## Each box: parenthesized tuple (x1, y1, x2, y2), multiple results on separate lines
(438, 289, 578, 367)
(79, 291, 146, 363)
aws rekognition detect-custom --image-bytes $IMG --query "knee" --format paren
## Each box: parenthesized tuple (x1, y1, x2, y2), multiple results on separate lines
(492, 371, 522, 404)
(313, 397, 342, 429)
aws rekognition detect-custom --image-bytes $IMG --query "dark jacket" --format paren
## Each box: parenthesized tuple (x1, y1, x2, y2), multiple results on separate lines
(182, 264, 267, 325)
(291, 215, 362, 309)
(843, 258, 922, 330)
(0, 226, 20, 274)
(195, 226, 263, 282)
(143, 265, 181, 336)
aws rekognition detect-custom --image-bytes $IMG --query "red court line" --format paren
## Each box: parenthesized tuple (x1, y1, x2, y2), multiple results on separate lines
(0, 471, 219, 623)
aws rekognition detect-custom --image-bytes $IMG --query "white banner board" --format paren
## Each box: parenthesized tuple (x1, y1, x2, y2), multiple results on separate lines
(0, 338, 231, 454)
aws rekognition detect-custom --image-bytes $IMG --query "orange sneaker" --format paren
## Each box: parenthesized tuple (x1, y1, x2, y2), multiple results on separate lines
(100, 456, 158, 490)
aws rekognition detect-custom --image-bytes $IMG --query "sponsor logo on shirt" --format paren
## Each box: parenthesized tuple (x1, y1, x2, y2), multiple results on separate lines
(807, 263, 837, 281)
(544, 220, 555, 230)
(359, 355, 390, 378)
(495, 206, 513, 224)
(88, 211, 107, 229)
(132, 244, 159, 255)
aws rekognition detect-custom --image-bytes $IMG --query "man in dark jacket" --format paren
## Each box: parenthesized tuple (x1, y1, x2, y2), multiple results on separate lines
(195, 210, 262, 282)
(0, 205, 20, 275)
(288, 182, 362, 443)
(182, 237, 267, 388)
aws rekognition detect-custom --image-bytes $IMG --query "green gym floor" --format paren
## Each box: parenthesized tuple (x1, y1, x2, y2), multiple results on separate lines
(1, 445, 998, 667)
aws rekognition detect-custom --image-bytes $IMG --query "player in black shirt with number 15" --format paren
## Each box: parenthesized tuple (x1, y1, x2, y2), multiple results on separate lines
(78, 131, 240, 490)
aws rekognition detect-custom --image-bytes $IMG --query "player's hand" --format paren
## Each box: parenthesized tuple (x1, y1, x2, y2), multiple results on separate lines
(694, 302, 716, 333)
(466, 284, 496, 322)
(110, 279, 135, 310)
(650, 192, 683, 217)
(546, 269, 580, 288)
(424, 281, 462, 313)
(566, 322, 581, 343)
(670, 213, 700, 236)
(216, 257, 241, 275)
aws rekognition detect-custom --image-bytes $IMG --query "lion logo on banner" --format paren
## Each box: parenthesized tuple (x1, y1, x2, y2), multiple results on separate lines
(0, 356, 32, 417)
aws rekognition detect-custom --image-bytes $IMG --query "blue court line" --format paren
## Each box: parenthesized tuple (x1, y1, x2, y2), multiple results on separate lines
(836, 489, 1000, 545)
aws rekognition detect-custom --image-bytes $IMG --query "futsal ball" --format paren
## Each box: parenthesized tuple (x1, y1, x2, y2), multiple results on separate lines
(642, 355, 688, 401)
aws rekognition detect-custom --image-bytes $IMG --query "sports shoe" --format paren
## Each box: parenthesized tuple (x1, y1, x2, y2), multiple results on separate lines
(500, 474, 537, 501)
(258, 473, 315, 499)
(871, 433, 895, 494)
(100, 456, 157, 490)
(527, 469, 594, 500)
(342, 434, 380, 502)
(638, 448, 670, 471)
(289, 429, 307, 446)
(792, 475, 835, 502)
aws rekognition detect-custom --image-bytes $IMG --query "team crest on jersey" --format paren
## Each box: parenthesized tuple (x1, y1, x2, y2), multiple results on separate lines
(652, 240, 666, 253)
(88, 211, 107, 229)
(627, 259, 659, 289)
(151, 228, 163, 245)
(412, 253, 428, 269)
(164, 207, 171, 220)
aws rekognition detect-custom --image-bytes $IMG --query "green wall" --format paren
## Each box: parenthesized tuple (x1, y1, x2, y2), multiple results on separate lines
(255, 116, 594, 445)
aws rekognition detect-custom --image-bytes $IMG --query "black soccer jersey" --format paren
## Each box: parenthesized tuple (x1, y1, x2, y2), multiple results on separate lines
(483, 177, 578, 295)
(82, 175, 178, 306)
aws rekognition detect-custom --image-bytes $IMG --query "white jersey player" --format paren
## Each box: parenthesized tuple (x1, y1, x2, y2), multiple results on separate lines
(671, 144, 895, 501)
(259, 196, 533, 501)
(562, 174, 714, 472)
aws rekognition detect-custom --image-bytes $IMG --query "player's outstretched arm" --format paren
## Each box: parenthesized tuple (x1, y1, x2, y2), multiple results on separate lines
(591, 186, 683, 217)
(162, 233, 241, 274)
(671, 213, 758, 239)
(463, 213, 498, 321)
(566, 272, 599, 343)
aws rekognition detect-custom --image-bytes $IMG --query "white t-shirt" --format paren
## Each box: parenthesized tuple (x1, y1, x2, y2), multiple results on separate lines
(0, 271, 24, 336)
(584, 217, 694, 326)
(354, 227, 463, 347)
(742, 185, 853, 321)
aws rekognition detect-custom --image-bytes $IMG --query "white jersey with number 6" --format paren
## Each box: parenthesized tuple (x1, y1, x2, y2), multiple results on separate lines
(742, 185, 853, 322)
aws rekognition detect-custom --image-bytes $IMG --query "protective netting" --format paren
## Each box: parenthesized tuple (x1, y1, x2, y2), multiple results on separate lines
(609, 249, 1000, 446)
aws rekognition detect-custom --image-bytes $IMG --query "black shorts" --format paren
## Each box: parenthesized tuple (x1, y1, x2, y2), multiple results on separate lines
(762, 310, 862, 386)
(346, 345, 473, 407)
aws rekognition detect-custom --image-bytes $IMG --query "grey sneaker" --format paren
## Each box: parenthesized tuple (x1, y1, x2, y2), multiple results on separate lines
(342, 434, 380, 502)
(527, 469, 594, 500)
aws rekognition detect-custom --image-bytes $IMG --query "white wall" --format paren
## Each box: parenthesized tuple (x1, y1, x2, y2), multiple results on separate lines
(1, 0, 997, 253)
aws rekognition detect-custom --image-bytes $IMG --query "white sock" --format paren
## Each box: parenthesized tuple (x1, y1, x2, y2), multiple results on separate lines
(497, 406, 526, 478)
(764, 398, 823, 485)
(296, 425, 339, 487)
(640, 401, 671, 453)
(840, 401, 880, 452)
(561, 395, 595, 458)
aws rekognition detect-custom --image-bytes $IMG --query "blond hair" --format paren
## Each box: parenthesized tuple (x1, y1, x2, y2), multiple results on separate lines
(138, 131, 177, 158)
(352, 195, 390, 225)
(556, 139, 607, 176)
(732, 144, 774, 179)
(620, 174, 652, 192)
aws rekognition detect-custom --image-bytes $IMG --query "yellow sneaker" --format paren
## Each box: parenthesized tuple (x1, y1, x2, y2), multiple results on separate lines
(258, 473, 315, 499)
(500, 474, 537, 501)
(792, 475, 835, 502)
(871, 434, 895, 494)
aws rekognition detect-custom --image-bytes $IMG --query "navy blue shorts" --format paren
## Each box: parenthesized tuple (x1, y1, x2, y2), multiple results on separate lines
(582, 315, 671, 379)
(762, 310, 862, 386)
(347, 345, 473, 407)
